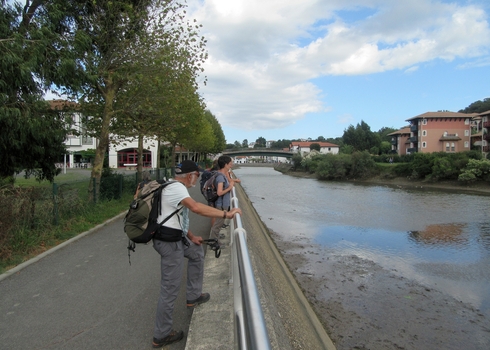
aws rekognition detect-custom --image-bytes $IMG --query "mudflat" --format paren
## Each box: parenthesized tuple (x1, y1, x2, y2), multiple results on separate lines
(271, 232, 490, 350)
(266, 167, 490, 349)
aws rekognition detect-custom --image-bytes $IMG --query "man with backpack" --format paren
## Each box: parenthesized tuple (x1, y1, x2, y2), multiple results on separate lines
(151, 160, 242, 348)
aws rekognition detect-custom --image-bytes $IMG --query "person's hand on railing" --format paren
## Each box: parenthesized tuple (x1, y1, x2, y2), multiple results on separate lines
(226, 208, 242, 219)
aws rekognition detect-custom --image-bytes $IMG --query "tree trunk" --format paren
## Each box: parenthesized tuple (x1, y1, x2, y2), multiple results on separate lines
(137, 133, 144, 181)
(89, 83, 115, 202)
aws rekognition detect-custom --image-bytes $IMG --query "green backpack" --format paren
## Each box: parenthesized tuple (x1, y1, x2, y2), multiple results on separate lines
(124, 180, 180, 253)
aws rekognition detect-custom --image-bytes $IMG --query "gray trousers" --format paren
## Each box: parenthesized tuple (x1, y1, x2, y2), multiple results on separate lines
(152, 237, 204, 339)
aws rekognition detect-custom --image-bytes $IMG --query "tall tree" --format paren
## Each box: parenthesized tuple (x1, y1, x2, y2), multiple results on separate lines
(254, 136, 266, 148)
(203, 110, 226, 154)
(342, 120, 380, 152)
(55, 0, 206, 198)
(0, 1, 73, 181)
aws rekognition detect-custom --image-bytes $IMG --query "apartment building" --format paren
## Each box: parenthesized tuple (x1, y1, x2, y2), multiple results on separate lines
(476, 110, 490, 153)
(388, 126, 411, 155)
(404, 111, 477, 154)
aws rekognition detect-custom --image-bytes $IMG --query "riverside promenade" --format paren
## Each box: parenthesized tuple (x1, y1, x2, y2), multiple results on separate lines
(0, 184, 335, 349)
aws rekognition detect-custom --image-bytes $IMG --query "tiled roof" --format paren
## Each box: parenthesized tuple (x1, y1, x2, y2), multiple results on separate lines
(388, 126, 410, 136)
(290, 141, 339, 147)
(406, 111, 477, 121)
(48, 99, 79, 111)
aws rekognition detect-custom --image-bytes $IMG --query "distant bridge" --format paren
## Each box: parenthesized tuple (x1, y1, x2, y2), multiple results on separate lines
(223, 149, 294, 158)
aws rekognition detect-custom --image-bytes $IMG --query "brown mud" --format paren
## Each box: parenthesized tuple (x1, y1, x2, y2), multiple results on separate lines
(270, 232, 490, 350)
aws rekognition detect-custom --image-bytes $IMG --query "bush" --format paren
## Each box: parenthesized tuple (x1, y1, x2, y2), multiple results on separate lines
(458, 158, 490, 183)
(411, 153, 436, 179)
(316, 154, 352, 180)
(349, 151, 378, 179)
(291, 153, 303, 170)
(431, 157, 459, 180)
(392, 163, 412, 177)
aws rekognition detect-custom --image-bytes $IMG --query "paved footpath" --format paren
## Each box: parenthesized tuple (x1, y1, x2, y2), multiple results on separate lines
(0, 186, 211, 350)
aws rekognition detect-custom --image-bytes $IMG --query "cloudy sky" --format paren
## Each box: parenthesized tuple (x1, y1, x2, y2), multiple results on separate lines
(185, 0, 490, 144)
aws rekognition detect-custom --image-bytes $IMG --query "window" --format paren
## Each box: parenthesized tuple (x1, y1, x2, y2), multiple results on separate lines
(451, 143, 455, 152)
(446, 142, 450, 151)
(422, 130, 427, 136)
(464, 141, 469, 148)
(422, 119, 427, 125)
(464, 130, 469, 136)
(465, 119, 470, 125)
(422, 142, 427, 148)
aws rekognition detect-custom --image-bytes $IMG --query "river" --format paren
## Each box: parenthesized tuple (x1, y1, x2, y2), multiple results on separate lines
(233, 166, 490, 350)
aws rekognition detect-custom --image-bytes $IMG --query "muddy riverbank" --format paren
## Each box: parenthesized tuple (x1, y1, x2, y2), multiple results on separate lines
(271, 233, 490, 349)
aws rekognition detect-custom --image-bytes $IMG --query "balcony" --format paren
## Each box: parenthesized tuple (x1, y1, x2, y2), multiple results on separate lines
(407, 147, 417, 153)
(410, 125, 418, 132)
(484, 121, 490, 128)
(440, 133, 461, 141)
(409, 136, 418, 142)
(391, 139, 397, 145)
(484, 133, 490, 141)
(484, 146, 490, 152)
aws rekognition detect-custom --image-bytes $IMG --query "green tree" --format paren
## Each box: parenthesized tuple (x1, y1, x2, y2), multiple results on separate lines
(66, 0, 207, 198)
(254, 136, 266, 148)
(376, 127, 398, 142)
(310, 143, 321, 151)
(203, 110, 226, 154)
(379, 141, 392, 154)
(458, 97, 490, 113)
(342, 120, 380, 152)
(270, 139, 291, 149)
(0, 1, 73, 181)
(291, 153, 303, 170)
(242, 139, 248, 148)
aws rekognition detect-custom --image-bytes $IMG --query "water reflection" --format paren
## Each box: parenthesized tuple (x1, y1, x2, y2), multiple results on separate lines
(408, 223, 470, 248)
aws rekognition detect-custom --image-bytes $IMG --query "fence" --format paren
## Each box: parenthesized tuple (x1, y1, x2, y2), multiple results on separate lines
(229, 184, 272, 350)
(0, 168, 173, 261)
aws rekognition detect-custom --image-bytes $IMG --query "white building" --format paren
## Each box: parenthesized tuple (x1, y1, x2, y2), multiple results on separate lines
(289, 141, 340, 156)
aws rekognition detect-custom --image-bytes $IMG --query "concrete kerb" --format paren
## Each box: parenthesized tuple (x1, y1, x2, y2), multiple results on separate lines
(0, 211, 128, 282)
(185, 225, 234, 350)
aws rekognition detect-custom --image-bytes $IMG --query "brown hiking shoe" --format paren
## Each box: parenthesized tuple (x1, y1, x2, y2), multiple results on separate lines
(186, 293, 210, 308)
(152, 330, 184, 348)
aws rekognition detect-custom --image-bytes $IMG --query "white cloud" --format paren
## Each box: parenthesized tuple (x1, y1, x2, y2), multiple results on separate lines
(187, 0, 490, 134)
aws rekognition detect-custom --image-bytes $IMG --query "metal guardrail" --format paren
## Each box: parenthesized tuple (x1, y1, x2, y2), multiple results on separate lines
(229, 185, 272, 350)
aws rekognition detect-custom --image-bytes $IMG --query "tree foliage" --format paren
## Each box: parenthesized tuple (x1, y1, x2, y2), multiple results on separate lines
(254, 136, 266, 148)
(270, 139, 291, 149)
(310, 143, 321, 151)
(0, 1, 73, 181)
(458, 97, 490, 113)
(202, 110, 226, 154)
(7, 0, 206, 196)
(342, 120, 381, 152)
